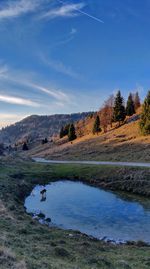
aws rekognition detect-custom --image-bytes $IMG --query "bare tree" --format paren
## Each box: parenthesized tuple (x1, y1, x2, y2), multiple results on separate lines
(133, 92, 141, 111)
(100, 95, 114, 132)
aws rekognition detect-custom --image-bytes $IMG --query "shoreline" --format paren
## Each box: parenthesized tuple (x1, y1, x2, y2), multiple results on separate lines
(25, 210, 150, 247)
(1, 158, 150, 268)
(24, 176, 150, 247)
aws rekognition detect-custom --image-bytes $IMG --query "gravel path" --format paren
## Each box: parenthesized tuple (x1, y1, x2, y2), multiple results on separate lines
(33, 157, 150, 168)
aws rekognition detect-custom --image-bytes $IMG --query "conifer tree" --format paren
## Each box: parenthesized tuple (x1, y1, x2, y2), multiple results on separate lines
(93, 115, 101, 134)
(68, 124, 77, 141)
(140, 91, 150, 135)
(134, 92, 141, 110)
(22, 142, 28, 151)
(63, 124, 70, 136)
(126, 93, 135, 116)
(44, 138, 48, 143)
(42, 138, 48, 144)
(60, 127, 64, 139)
(113, 91, 126, 125)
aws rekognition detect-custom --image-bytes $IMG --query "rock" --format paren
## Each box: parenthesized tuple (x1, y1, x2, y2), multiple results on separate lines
(37, 213, 45, 219)
(45, 217, 51, 222)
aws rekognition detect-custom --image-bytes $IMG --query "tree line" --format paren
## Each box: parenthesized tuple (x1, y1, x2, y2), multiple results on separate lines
(60, 123, 76, 141)
(94, 90, 150, 135)
(60, 90, 150, 141)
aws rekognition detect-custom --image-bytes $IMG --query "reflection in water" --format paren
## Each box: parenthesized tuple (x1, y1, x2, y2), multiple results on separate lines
(40, 189, 47, 202)
(25, 181, 150, 243)
(41, 196, 46, 202)
(116, 192, 150, 212)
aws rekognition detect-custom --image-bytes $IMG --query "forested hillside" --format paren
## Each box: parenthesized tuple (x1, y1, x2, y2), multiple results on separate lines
(0, 112, 91, 145)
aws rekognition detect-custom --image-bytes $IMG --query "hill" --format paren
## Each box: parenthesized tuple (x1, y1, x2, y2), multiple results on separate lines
(25, 112, 150, 163)
(0, 112, 91, 145)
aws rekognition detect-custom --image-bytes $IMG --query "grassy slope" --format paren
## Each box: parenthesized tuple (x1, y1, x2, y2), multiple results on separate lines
(0, 158, 150, 269)
(26, 119, 150, 162)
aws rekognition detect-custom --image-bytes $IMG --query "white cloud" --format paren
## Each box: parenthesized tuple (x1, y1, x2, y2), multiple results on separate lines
(29, 83, 71, 104)
(56, 0, 104, 23)
(41, 56, 81, 79)
(0, 0, 104, 24)
(0, 94, 40, 107)
(40, 2, 85, 19)
(0, 65, 75, 106)
(0, 0, 41, 20)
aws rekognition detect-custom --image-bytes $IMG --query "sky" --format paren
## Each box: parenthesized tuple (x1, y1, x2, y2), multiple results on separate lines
(0, 0, 150, 128)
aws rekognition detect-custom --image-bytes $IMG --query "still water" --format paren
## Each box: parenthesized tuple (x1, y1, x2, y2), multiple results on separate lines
(25, 180, 150, 243)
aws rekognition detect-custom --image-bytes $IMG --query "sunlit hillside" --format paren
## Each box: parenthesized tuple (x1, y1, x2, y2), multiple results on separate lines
(25, 110, 150, 163)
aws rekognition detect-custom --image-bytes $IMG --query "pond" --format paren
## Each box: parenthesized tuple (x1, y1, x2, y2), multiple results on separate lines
(25, 180, 150, 243)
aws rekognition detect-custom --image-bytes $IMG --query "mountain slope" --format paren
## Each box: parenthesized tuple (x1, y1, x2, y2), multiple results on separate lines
(0, 112, 91, 145)
(25, 114, 150, 163)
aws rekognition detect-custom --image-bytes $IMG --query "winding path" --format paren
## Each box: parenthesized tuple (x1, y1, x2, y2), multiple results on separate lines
(33, 157, 150, 168)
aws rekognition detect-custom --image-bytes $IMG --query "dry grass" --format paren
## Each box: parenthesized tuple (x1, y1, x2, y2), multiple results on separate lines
(26, 119, 150, 162)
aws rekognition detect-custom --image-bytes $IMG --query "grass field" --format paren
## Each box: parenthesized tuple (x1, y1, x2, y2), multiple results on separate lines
(0, 157, 150, 269)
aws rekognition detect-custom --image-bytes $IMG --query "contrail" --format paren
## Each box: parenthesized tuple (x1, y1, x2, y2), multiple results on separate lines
(56, 0, 104, 23)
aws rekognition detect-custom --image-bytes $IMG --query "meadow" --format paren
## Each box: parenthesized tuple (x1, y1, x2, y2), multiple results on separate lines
(0, 157, 150, 269)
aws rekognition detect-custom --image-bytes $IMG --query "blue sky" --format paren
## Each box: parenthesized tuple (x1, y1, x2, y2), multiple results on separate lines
(0, 0, 150, 127)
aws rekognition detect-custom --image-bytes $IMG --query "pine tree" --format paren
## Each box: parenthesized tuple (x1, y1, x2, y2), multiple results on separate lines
(44, 138, 48, 143)
(93, 115, 101, 135)
(42, 138, 48, 144)
(60, 127, 64, 139)
(126, 93, 135, 116)
(134, 92, 141, 111)
(63, 124, 70, 136)
(140, 91, 150, 135)
(22, 142, 28, 151)
(113, 91, 126, 125)
(68, 124, 77, 141)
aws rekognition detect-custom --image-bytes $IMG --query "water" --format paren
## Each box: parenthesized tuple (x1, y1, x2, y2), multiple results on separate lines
(25, 180, 150, 243)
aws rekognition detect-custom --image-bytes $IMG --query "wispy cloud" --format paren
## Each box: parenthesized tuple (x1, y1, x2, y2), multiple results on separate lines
(41, 55, 81, 79)
(56, 0, 104, 23)
(0, 0, 104, 23)
(38, 27, 81, 79)
(29, 83, 71, 103)
(0, 0, 41, 20)
(48, 28, 78, 51)
(0, 66, 74, 105)
(0, 94, 40, 107)
(40, 2, 85, 19)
